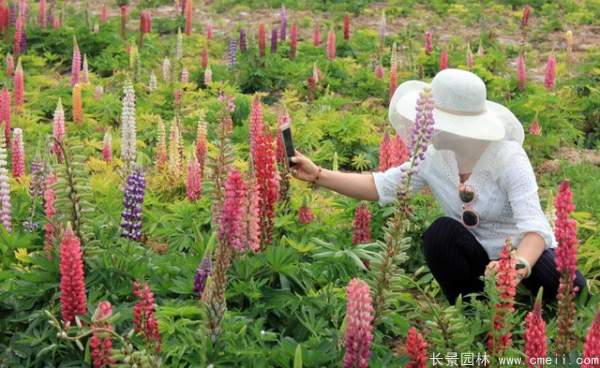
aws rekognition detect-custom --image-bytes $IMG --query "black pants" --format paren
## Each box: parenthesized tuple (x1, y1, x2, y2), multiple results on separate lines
(422, 217, 587, 304)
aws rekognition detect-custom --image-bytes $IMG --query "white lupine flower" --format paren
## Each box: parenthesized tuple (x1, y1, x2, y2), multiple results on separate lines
(176, 27, 183, 60)
(162, 57, 171, 82)
(120, 83, 137, 169)
(0, 132, 11, 232)
(204, 65, 212, 85)
(149, 72, 157, 91)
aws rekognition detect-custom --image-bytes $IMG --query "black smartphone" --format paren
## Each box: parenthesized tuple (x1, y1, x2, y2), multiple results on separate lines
(280, 123, 295, 166)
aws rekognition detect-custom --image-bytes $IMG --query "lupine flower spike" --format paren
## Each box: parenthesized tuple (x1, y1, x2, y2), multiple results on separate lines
(389, 43, 398, 102)
(252, 129, 279, 245)
(72, 83, 83, 123)
(439, 49, 448, 70)
(424, 31, 433, 54)
(133, 281, 161, 352)
(379, 132, 392, 171)
(529, 118, 542, 136)
(102, 130, 112, 162)
(204, 65, 212, 85)
(270, 28, 278, 54)
(239, 28, 247, 52)
(184, 0, 192, 35)
(120, 83, 137, 171)
(51, 99, 65, 162)
(0, 129, 10, 233)
(13, 58, 23, 112)
(90, 301, 114, 368)
(279, 5, 286, 42)
(243, 178, 261, 253)
(582, 312, 600, 368)
(406, 327, 428, 368)
(326, 29, 336, 61)
(524, 291, 547, 368)
(11, 128, 24, 178)
(121, 169, 145, 241)
(544, 53, 556, 91)
(298, 201, 314, 225)
(186, 149, 201, 201)
(352, 202, 371, 245)
(201, 46, 208, 69)
(194, 256, 211, 297)
(466, 44, 474, 69)
(517, 52, 526, 91)
(258, 24, 266, 57)
(38, 0, 46, 28)
(290, 24, 297, 59)
(343, 15, 350, 40)
(375, 63, 384, 79)
(312, 23, 321, 46)
(59, 224, 87, 324)
(71, 37, 81, 86)
(343, 278, 374, 368)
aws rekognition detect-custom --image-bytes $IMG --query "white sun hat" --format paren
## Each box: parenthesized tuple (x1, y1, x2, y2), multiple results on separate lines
(388, 69, 524, 144)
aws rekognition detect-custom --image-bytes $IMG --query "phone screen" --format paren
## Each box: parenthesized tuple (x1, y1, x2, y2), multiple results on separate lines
(280, 124, 295, 164)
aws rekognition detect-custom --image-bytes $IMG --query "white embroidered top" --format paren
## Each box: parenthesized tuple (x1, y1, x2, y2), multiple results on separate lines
(372, 140, 557, 260)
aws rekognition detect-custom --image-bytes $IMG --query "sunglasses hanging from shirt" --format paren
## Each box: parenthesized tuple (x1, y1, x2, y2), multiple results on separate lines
(459, 183, 479, 228)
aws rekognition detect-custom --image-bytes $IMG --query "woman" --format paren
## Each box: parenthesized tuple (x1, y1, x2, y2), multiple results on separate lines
(291, 69, 585, 304)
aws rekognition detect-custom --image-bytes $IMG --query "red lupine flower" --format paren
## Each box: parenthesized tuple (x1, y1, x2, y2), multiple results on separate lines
(343, 15, 350, 40)
(186, 151, 201, 201)
(406, 327, 428, 368)
(313, 23, 321, 46)
(140, 10, 151, 34)
(0, 4, 8, 34)
(352, 202, 371, 245)
(326, 29, 336, 61)
(424, 31, 433, 54)
(521, 5, 531, 28)
(133, 281, 161, 352)
(71, 39, 81, 86)
(298, 204, 314, 225)
(184, 0, 192, 35)
(375, 64, 384, 79)
(258, 24, 266, 57)
(524, 298, 547, 368)
(59, 225, 87, 324)
(439, 49, 449, 70)
(529, 119, 541, 136)
(218, 170, 247, 251)
(201, 45, 208, 69)
(253, 130, 279, 245)
(11, 128, 24, 178)
(6, 53, 14, 77)
(249, 96, 265, 157)
(544, 54, 556, 91)
(100, 4, 108, 23)
(343, 278, 374, 368)
(582, 312, 600, 368)
(517, 52, 526, 91)
(0, 88, 10, 144)
(43, 173, 57, 257)
(90, 301, 114, 368)
(379, 132, 392, 171)
(102, 130, 112, 162)
(243, 178, 261, 253)
(72, 83, 83, 123)
(206, 21, 213, 40)
(290, 23, 298, 59)
(13, 59, 23, 112)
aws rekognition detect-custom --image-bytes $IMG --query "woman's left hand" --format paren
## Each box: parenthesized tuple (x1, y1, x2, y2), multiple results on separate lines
(485, 260, 527, 283)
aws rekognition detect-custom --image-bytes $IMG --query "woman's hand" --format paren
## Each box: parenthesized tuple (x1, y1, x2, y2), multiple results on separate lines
(290, 151, 320, 182)
(485, 260, 528, 283)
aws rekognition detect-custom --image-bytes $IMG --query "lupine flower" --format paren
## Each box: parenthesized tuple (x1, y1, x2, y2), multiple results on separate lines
(13, 14, 22, 56)
(184, 0, 192, 35)
(120, 83, 137, 170)
(90, 301, 114, 368)
(176, 28, 183, 60)
(186, 150, 201, 201)
(352, 202, 371, 244)
(204, 65, 212, 85)
(554, 180, 578, 355)
(206, 21, 213, 41)
(279, 5, 287, 41)
(8, 2, 15, 26)
(0, 131, 10, 233)
(326, 29, 336, 61)
(343, 278, 374, 368)
(477, 39, 485, 56)
(121, 169, 145, 241)
(119, 5, 127, 38)
(149, 72, 157, 91)
(517, 52, 526, 91)
(424, 31, 433, 54)
(239, 28, 247, 52)
(218, 170, 247, 251)
(379, 132, 393, 171)
(195, 119, 207, 181)
(95, 85, 103, 100)
(521, 5, 531, 28)
(439, 50, 449, 70)
(290, 24, 298, 59)
(375, 64, 384, 79)
(312, 23, 321, 46)
(253, 130, 279, 245)
(298, 203, 314, 225)
(155, 119, 167, 171)
(544, 54, 556, 91)
(343, 15, 350, 41)
(181, 67, 189, 83)
(168, 121, 184, 178)
(466, 44, 474, 69)
(582, 312, 600, 368)
(29, 154, 47, 198)
(140, 10, 152, 35)
(565, 30, 574, 68)
(11, 128, 24, 178)
(71, 38, 81, 86)
(243, 178, 261, 253)
(270, 27, 278, 54)
(100, 4, 108, 23)
(0, 3, 8, 34)
(0, 88, 9, 144)
(529, 119, 541, 136)
(133, 281, 161, 352)
(389, 43, 398, 102)
(313, 62, 321, 83)
(193, 256, 211, 297)
(228, 38, 237, 66)
(51, 99, 64, 162)
(72, 83, 83, 123)
(392, 133, 409, 165)
(524, 297, 547, 368)
(38, 0, 47, 27)
(5, 53, 14, 76)
(43, 173, 57, 257)
(201, 46, 209, 69)
(258, 24, 266, 57)
(59, 225, 87, 324)
(162, 57, 171, 82)
(249, 96, 265, 156)
(51, 10, 60, 29)
(102, 130, 112, 162)
(81, 54, 90, 84)
(487, 239, 517, 354)
(13, 59, 24, 112)
(406, 327, 428, 368)
(379, 11, 386, 48)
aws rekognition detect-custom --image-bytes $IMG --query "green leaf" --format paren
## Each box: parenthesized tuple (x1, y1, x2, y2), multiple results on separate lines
(294, 344, 302, 368)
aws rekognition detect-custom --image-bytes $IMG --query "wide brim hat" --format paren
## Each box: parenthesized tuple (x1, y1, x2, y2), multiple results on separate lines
(389, 69, 524, 144)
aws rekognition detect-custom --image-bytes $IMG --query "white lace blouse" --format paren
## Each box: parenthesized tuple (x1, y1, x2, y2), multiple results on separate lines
(372, 140, 557, 260)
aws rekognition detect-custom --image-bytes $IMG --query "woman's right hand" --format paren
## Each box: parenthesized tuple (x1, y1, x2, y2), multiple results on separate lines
(290, 151, 320, 182)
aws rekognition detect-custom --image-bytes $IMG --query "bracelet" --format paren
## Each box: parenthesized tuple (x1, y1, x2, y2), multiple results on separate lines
(312, 166, 322, 184)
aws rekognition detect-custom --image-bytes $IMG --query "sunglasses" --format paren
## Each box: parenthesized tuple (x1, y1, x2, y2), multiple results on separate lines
(459, 183, 479, 228)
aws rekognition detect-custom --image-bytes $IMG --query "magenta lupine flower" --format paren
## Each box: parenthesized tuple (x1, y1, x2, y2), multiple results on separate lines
(517, 52, 526, 91)
(51, 99, 64, 161)
(71, 38, 81, 86)
(0, 131, 10, 233)
(343, 278, 374, 368)
(352, 202, 371, 245)
(424, 31, 433, 54)
(0, 89, 9, 145)
(60, 225, 87, 324)
(312, 23, 321, 46)
(206, 21, 213, 41)
(184, 0, 192, 35)
(218, 170, 247, 251)
(132, 281, 161, 352)
(100, 5, 108, 23)
(439, 50, 449, 70)
(38, 0, 46, 28)
(290, 24, 297, 59)
(555, 180, 577, 280)
(193, 256, 211, 297)
(13, 14, 22, 56)
(13, 59, 24, 112)
(11, 128, 24, 178)
(582, 312, 600, 368)
(406, 327, 428, 368)
(239, 28, 247, 52)
(186, 151, 201, 201)
(253, 130, 279, 245)
(544, 54, 556, 91)
(102, 130, 112, 162)
(6, 53, 14, 76)
(298, 204, 314, 225)
(279, 5, 287, 42)
(326, 29, 336, 61)
(90, 301, 114, 368)
(270, 27, 278, 54)
(374, 64, 384, 79)
(524, 299, 547, 368)
(140, 10, 152, 34)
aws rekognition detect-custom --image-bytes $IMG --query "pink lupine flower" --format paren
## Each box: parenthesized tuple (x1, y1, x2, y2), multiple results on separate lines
(186, 151, 201, 201)
(343, 278, 374, 368)
(249, 96, 265, 157)
(119, 5, 128, 38)
(90, 301, 114, 368)
(11, 128, 24, 178)
(132, 281, 161, 352)
(140, 10, 151, 34)
(51, 99, 65, 162)
(204, 65, 212, 85)
(206, 21, 213, 41)
(95, 85, 104, 100)
(13, 14, 22, 56)
(5, 53, 14, 76)
(378, 132, 393, 171)
(521, 5, 531, 28)
(312, 23, 321, 46)
(1, 88, 10, 145)
(38, 0, 46, 28)
(60, 225, 87, 324)
(439, 49, 449, 70)
(181, 67, 189, 83)
(298, 204, 314, 225)
(184, 0, 192, 35)
(326, 29, 336, 61)
(71, 38, 81, 86)
(343, 15, 350, 40)
(424, 31, 433, 54)
(391, 133, 409, 166)
(544, 54, 556, 91)
(406, 327, 428, 368)
(352, 202, 371, 245)
(375, 64, 384, 79)
(102, 130, 112, 162)
(13, 58, 24, 112)
(582, 312, 600, 368)
(258, 24, 266, 57)
(218, 170, 247, 251)
(529, 119, 541, 136)
(195, 120, 207, 179)
(253, 130, 279, 245)
(100, 4, 108, 23)
(524, 298, 547, 368)
(290, 23, 298, 59)
(517, 52, 526, 91)
(243, 179, 261, 253)
(201, 46, 208, 69)
(0, 130, 10, 233)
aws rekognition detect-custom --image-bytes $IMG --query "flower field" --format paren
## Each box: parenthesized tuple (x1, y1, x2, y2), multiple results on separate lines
(1, 0, 600, 367)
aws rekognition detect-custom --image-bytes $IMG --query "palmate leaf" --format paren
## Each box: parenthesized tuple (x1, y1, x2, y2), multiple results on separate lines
(311, 237, 378, 271)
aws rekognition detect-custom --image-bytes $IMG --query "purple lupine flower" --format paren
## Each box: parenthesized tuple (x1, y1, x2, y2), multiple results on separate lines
(121, 169, 145, 241)
(402, 88, 435, 179)
(279, 5, 287, 42)
(271, 27, 278, 54)
(19, 27, 27, 54)
(193, 256, 212, 297)
(228, 38, 237, 66)
(239, 28, 247, 53)
(9, 3, 16, 26)
(29, 154, 47, 198)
